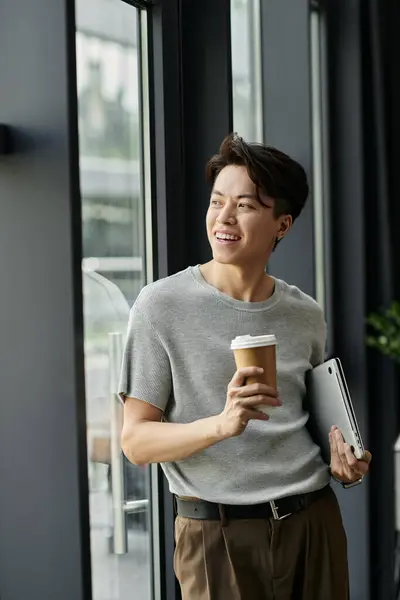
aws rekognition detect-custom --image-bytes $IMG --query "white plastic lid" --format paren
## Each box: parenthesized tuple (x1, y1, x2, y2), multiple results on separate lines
(230, 334, 276, 350)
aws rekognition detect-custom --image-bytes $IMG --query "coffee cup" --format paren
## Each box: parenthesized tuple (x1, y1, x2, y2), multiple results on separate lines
(231, 334, 277, 414)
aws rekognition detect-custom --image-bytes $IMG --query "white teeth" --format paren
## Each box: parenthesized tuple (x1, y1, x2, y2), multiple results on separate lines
(216, 233, 240, 241)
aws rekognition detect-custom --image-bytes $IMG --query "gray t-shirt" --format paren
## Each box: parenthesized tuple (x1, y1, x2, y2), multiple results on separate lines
(119, 265, 330, 504)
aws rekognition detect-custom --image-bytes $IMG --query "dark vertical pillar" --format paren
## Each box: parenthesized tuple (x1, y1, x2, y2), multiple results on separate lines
(0, 1, 90, 599)
(325, 2, 370, 599)
(151, 0, 233, 272)
(180, 0, 233, 267)
(261, 0, 315, 298)
(151, 0, 185, 280)
(149, 3, 184, 597)
(384, 0, 400, 303)
(361, 1, 398, 598)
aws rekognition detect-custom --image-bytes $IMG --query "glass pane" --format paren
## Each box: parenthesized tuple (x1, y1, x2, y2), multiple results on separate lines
(310, 7, 332, 353)
(75, 2, 153, 599)
(231, 0, 263, 141)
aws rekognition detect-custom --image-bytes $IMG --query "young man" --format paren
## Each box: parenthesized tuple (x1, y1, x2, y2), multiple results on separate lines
(119, 134, 371, 600)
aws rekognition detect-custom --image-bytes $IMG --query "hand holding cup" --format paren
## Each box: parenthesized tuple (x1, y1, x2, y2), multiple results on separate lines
(231, 334, 278, 414)
(217, 367, 281, 439)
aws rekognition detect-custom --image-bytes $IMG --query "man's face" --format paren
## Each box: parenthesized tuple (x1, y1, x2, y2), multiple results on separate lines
(206, 165, 291, 268)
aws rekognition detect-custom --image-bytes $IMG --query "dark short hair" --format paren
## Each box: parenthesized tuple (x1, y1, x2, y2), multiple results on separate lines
(205, 133, 309, 221)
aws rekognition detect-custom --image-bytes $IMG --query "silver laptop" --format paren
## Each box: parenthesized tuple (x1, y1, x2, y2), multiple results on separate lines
(305, 358, 364, 464)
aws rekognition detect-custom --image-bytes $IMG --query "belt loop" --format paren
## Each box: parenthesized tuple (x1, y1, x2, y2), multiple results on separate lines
(218, 503, 228, 527)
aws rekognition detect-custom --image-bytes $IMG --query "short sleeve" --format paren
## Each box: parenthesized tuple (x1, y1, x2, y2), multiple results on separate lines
(118, 303, 172, 411)
(310, 307, 327, 367)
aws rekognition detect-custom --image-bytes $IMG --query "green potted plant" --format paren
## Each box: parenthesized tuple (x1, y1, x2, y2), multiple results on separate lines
(366, 301, 400, 363)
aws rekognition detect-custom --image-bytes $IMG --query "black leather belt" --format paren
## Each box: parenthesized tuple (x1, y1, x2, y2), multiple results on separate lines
(175, 485, 329, 522)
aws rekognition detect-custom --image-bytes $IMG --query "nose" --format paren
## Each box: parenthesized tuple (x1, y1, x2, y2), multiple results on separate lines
(216, 201, 237, 225)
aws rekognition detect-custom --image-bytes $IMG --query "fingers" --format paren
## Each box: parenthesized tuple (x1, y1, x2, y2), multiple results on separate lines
(334, 429, 357, 479)
(343, 443, 364, 477)
(232, 406, 270, 432)
(246, 408, 270, 422)
(229, 374, 280, 409)
(230, 381, 280, 408)
(239, 393, 281, 408)
(330, 427, 370, 482)
(236, 382, 279, 407)
(329, 426, 339, 461)
(235, 382, 278, 398)
(362, 450, 372, 464)
(230, 367, 264, 388)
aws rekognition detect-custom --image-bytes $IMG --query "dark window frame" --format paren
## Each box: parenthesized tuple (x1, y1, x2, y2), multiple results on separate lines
(123, 0, 154, 10)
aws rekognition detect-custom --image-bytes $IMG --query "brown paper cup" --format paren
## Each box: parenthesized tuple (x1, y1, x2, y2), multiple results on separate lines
(231, 334, 277, 414)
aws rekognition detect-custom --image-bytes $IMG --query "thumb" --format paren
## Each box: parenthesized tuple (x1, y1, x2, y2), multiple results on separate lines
(361, 450, 372, 464)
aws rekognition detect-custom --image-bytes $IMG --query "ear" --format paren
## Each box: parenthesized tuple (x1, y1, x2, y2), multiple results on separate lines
(276, 215, 293, 241)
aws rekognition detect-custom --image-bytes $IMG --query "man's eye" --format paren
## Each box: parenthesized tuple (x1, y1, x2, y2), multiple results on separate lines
(211, 200, 222, 206)
(238, 203, 254, 209)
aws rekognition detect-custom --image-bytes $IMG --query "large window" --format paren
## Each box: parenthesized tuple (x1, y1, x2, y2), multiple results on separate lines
(231, 0, 263, 142)
(75, 1, 158, 598)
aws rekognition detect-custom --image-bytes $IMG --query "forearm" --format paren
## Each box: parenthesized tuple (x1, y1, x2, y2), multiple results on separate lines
(121, 415, 225, 465)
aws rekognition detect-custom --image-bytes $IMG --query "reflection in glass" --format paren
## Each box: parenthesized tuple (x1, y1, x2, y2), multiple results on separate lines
(76, 22, 145, 306)
(231, 0, 263, 142)
(310, 6, 332, 354)
(75, 2, 153, 599)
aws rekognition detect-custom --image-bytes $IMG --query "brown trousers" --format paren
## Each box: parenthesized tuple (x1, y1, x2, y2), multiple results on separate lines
(174, 486, 349, 600)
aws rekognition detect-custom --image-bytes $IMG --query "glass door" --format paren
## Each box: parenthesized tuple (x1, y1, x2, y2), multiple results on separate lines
(75, 1, 156, 598)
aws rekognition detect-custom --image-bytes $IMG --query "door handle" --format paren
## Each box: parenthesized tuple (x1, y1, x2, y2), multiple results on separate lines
(109, 332, 127, 555)
(109, 332, 150, 555)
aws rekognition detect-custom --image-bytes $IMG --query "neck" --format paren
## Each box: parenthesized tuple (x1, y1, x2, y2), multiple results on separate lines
(200, 260, 275, 302)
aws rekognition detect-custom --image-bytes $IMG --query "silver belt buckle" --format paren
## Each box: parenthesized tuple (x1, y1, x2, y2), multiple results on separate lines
(269, 499, 292, 521)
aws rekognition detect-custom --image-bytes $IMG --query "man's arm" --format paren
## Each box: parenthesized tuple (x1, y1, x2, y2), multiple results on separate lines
(121, 367, 280, 465)
(121, 397, 223, 465)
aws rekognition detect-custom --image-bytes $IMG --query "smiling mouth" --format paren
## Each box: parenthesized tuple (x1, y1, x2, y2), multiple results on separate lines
(214, 233, 241, 243)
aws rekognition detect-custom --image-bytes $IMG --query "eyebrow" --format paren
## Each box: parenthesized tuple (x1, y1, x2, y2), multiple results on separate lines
(212, 189, 259, 201)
